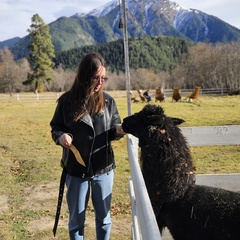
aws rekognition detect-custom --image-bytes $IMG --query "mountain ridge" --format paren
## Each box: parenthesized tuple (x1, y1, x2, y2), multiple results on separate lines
(1, 0, 240, 59)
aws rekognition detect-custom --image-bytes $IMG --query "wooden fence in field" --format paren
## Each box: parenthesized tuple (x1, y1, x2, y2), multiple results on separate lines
(0, 92, 62, 101)
(0, 88, 233, 101)
(127, 125, 240, 240)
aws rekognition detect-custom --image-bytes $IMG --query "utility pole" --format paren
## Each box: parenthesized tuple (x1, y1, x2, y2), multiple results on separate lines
(121, 0, 132, 116)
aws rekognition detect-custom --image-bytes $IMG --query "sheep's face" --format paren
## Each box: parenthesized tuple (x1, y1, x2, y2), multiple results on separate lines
(122, 104, 184, 146)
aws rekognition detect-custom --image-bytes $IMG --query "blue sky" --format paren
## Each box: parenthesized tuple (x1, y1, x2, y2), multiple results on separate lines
(0, 0, 239, 41)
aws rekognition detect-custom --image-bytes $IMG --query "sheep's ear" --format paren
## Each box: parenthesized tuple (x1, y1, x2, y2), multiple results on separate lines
(171, 117, 185, 125)
(146, 115, 163, 125)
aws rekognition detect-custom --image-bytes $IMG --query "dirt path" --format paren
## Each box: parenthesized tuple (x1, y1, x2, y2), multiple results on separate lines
(0, 181, 131, 239)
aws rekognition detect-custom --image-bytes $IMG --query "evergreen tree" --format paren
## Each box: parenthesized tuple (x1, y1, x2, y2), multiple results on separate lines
(26, 14, 55, 92)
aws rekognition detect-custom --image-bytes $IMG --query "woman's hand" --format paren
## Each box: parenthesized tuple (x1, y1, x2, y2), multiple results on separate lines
(59, 133, 72, 147)
(116, 124, 126, 135)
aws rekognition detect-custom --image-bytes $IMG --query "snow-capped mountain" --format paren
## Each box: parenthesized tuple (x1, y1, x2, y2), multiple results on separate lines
(3, 0, 240, 59)
(71, 0, 240, 43)
(85, 0, 118, 17)
(73, 0, 118, 18)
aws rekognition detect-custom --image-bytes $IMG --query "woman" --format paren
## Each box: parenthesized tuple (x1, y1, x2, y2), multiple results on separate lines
(50, 52, 125, 240)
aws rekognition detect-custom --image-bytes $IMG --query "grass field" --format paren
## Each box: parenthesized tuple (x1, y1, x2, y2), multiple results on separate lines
(0, 93, 239, 239)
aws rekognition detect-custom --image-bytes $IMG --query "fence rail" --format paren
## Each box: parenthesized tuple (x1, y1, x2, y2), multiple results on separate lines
(128, 135, 162, 240)
(127, 125, 240, 240)
(0, 92, 62, 101)
(130, 88, 232, 98)
(0, 88, 232, 101)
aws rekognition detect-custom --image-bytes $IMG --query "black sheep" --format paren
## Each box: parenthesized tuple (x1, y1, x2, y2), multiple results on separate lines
(122, 104, 240, 240)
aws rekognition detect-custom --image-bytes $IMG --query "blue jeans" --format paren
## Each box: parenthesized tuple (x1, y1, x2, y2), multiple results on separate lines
(65, 170, 114, 240)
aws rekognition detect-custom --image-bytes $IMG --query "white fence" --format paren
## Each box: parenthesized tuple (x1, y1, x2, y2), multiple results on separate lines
(0, 92, 62, 101)
(128, 135, 162, 240)
(127, 125, 240, 240)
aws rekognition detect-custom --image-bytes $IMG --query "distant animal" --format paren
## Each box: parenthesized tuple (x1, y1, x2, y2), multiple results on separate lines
(122, 104, 240, 240)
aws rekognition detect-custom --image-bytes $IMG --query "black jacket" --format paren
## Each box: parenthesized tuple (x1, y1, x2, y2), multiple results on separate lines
(50, 92, 123, 178)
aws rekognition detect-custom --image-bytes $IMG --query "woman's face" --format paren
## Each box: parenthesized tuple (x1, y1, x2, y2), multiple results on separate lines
(91, 66, 107, 92)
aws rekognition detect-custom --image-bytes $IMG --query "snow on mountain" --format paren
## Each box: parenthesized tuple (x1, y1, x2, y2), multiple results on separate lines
(173, 8, 210, 41)
(74, 0, 181, 19)
(76, 0, 185, 26)
(5, 0, 240, 57)
(76, 0, 118, 17)
(72, 0, 240, 43)
(173, 8, 193, 29)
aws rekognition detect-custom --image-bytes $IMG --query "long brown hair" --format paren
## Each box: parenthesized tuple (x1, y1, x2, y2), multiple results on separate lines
(68, 52, 106, 120)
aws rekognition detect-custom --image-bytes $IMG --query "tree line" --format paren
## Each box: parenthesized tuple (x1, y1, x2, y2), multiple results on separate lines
(54, 36, 192, 73)
(0, 14, 240, 94)
(170, 42, 240, 91)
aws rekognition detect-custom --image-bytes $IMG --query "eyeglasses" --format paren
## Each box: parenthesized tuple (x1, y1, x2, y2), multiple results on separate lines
(91, 76, 108, 83)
